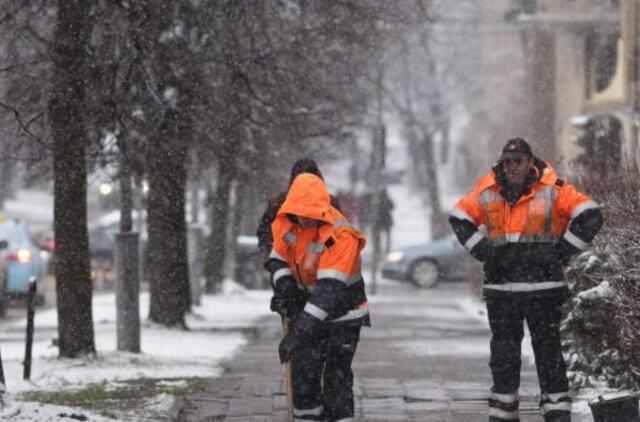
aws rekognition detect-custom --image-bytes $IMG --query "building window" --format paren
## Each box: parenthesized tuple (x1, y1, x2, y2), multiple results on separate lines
(586, 33, 619, 95)
(575, 115, 622, 175)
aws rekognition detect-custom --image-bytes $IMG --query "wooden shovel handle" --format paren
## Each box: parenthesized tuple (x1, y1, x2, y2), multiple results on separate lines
(282, 317, 294, 422)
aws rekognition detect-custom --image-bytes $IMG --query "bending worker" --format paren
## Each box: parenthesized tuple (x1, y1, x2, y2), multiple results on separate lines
(265, 173, 369, 422)
(449, 138, 603, 422)
(256, 158, 341, 259)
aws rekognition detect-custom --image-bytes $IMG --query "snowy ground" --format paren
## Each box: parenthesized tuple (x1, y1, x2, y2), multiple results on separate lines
(0, 280, 271, 421)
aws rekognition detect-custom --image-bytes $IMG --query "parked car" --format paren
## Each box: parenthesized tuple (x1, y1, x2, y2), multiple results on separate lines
(381, 233, 471, 288)
(234, 235, 270, 289)
(0, 215, 47, 304)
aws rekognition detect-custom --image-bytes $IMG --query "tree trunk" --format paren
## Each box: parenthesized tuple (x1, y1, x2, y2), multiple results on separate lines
(231, 180, 247, 285)
(203, 157, 235, 293)
(147, 110, 190, 326)
(421, 130, 445, 238)
(49, 0, 95, 358)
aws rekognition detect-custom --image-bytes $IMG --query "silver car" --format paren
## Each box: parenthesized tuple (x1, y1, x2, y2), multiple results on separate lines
(381, 233, 471, 288)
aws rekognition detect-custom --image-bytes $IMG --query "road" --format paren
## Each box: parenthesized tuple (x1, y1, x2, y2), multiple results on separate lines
(173, 280, 592, 421)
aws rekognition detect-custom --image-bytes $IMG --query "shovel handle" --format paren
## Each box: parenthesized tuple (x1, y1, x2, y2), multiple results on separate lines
(282, 317, 294, 422)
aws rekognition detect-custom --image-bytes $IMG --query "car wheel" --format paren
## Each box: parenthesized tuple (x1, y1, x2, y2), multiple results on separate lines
(410, 259, 440, 288)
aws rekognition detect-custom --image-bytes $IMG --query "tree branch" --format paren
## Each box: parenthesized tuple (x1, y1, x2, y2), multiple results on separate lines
(0, 100, 48, 148)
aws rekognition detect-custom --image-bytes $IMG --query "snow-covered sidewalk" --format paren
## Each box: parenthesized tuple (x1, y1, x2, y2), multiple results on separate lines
(0, 280, 271, 421)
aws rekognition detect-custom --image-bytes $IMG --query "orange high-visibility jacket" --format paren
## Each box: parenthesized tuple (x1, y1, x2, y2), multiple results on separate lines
(268, 173, 369, 324)
(449, 160, 602, 295)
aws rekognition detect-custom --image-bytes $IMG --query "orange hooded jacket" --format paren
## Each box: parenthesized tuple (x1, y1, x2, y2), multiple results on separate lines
(269, 173, 369, 324)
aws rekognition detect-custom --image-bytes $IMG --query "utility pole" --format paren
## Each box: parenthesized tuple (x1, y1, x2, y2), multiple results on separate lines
(369, 64, 386, 296)
(622, 0, 640, 169)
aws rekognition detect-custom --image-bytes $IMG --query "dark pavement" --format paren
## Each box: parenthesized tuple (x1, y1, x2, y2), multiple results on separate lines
(171, 281, 592, 422)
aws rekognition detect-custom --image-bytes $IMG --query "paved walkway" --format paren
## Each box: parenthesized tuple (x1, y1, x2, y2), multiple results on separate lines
(172, 281, 592, 421)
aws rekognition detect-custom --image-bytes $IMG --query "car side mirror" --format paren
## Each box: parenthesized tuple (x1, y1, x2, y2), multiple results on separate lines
(0, 240, 8, 250)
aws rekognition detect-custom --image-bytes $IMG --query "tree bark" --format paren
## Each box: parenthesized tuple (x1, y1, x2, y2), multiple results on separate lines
(147, 110, 190, 326)
(49, 0, 95, 357)
(231, 180, 247, 285)
(203, 157, 235, 293)
(421, 129, 445, 238)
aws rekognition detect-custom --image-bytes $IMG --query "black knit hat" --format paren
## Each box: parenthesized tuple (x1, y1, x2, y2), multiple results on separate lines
(500, 138, 533, 161)
(289, 158, 323, 185)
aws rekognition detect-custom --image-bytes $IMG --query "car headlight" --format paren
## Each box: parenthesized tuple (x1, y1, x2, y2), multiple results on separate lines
(385, 250, 404, 263)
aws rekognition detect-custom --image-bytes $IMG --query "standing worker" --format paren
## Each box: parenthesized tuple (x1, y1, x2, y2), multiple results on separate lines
(256, 158, 341, 259)
(265, 173, 369, 422)
(449, 138, 603, 422)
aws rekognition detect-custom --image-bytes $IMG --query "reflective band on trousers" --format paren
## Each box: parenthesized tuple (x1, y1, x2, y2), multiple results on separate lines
(294, 405, 323, 417)
(541, 402, 572, 414)
(541, 391, 570, 402)
(484, 281, 567, 292)
(488, 407, 519, 420)
(489, 391, 518, 403)
(334, 418, 354, 422)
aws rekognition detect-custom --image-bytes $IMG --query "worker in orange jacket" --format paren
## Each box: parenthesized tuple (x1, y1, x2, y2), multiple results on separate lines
(449, 138, 603, 422)
(265, 173, 369, 422)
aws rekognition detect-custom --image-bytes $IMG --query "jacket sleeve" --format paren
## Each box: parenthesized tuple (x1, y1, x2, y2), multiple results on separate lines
(555, 183, 603, 253)
(449, 188, 491, 262)
(301, 232, 359, 322)
(257, 196, 283, 259)
(264, 219, 293, 289)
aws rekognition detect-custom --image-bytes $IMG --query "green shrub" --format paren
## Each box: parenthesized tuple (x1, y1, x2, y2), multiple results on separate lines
(561, 169, 640, 389)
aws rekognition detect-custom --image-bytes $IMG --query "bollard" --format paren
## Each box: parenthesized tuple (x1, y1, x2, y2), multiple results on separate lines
(23, 277, 37, 380)
(0, 347, 6, 392)
(115, 232, 141, 353)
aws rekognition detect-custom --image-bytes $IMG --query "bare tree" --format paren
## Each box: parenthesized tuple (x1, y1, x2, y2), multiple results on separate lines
(49, 0, 95, 357)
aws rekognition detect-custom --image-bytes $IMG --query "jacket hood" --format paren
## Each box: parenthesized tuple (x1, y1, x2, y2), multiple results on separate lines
(278, 173, 334, 224)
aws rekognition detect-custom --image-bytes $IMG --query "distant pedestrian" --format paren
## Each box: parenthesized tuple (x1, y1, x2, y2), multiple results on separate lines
(379, 188, 394, 253)
(265, 173, 369, 422)
(256, 158, 341, 259)
(449, 138, 603, 422)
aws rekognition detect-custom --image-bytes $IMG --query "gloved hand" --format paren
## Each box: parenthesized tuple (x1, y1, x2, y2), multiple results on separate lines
(278, 311, 321, 364)
(270, 293, 303, 318)
(278, 332, 299, 363)
(270, 276, 302, 318)
(556, 238, 580, 266)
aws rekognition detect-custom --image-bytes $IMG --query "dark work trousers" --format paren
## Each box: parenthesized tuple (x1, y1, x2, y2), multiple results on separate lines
(486, 293, 571, 422)
(291, 324, 361, 422)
